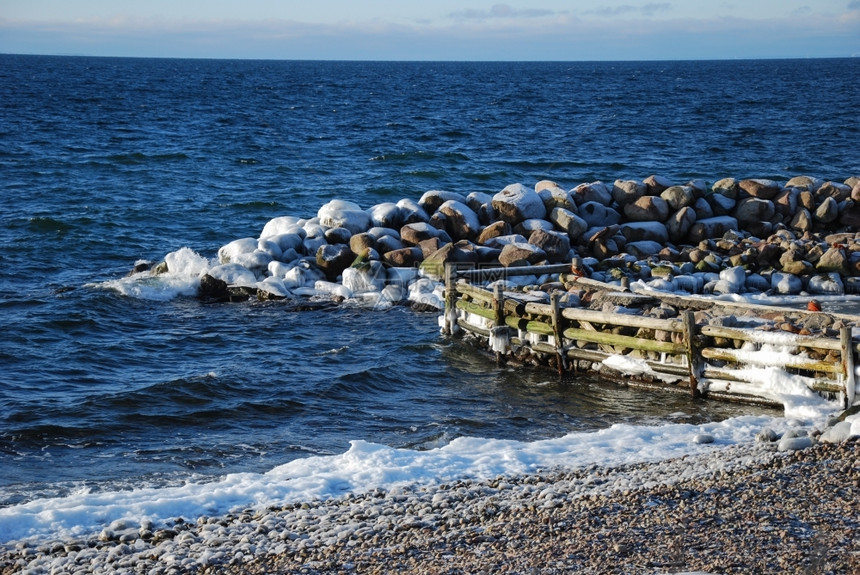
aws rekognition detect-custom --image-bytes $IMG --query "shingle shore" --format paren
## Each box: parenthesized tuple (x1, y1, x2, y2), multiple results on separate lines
(3, 437, 857, 575)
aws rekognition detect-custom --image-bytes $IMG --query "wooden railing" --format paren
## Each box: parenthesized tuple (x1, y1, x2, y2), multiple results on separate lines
(442, 263, 858, 408)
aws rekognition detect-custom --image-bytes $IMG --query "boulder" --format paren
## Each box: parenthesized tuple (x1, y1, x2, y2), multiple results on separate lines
(785, 175, 823, 192)
(789, 208, 813, 232)
(712, 177, 739, 199)
(620, 221, 669, 244)
(476, 220, 512, 245)
(318, 200, 372, 235)
(439, 199, 481, 241)
(571, 181, 612, 206)
(260, 216, 304, 240)
(528, 229, 571, 262)
(611, 179, 646, 206)
(687, 216, 738, 244)
(815, 181, 852, 202)
(798, 190, 816, 211)
(418, 190, 467, 214)
(734, 197, 776, 226)
(349, 232, 376, 256)
(324, 227, 352, 245)
(816, 246, 849, 274)
(667, 207, 697, 243)
(208, 262, 258, 287)
(316, 243, 355, 281)
(498, 242, 547, 267)
(396, 198, 430, 224)
(400, 222, 450, 246)
(218, 237, 258, 264)
(418, 237, 446, 258)
(268, 232, 305, 254)
(537, 183, 577, 213)
(623, 196, 670, 222)
(342, 263, 386, 293)
(624, 241, 663, 258)
(772, 188, 799, 217)
(707, 192, 737, 216)
(643, 174, 672, 195)
(376, 234, 404, 255)
(465, 191, 495, 224)
(660, 185, 695, 210)
(578, 201, 621, 228)
(482, 234, 529, 249)
(781, 260, 814, 275)
(549, 207, 589, 240)
(739, 178, 781, 200)
(199, 273, 229, 300)
(514, 219, 556, 235)
(814, 197, 839, 223)
(367, 202, 404, 229)
(693, 197, 714, 220)
(807, 273, 844, 295)
(382, 247, 424, 267)
(419, 240, 480, 279)
(771, 272, 803, 294)
(492, 183, 546, 224)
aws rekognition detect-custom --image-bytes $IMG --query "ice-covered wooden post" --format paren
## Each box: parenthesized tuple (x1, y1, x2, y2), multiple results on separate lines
(840, 326, 856, 408)
(550, 292, 564, 375)
(444, 263, 457, 335)
(683, 310, 701, 398)
(490, 283, 509, 364)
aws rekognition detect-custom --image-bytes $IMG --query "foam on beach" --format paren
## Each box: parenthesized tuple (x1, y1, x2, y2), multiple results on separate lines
(0, 387, 842, 545)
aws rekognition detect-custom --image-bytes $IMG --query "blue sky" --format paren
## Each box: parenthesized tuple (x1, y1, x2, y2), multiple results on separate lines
(2, 1, 858, 60)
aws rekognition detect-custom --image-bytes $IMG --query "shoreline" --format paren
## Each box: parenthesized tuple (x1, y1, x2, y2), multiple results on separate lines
(3, 437, 857, 574)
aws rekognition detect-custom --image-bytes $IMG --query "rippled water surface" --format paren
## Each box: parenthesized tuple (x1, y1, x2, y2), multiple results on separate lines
(1, 56, 858, 505)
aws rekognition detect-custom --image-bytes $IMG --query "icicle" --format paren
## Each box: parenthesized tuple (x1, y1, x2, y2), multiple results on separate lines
(490, 326, 510, 353)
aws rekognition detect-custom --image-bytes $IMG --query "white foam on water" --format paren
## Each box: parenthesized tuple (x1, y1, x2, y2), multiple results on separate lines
(0, 384, 839, 545)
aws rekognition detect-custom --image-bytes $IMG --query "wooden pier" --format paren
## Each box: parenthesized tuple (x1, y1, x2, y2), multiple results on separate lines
(442, 262, 859, 409)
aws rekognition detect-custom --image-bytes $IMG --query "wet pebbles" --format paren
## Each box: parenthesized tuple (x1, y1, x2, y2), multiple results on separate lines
(3, 437, 857, 575)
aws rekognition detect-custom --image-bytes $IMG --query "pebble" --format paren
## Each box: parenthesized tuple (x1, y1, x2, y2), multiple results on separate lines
(1, 434, 857, 575)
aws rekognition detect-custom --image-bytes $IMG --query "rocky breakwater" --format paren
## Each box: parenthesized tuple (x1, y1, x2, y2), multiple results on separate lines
(143, 175, 860, 305)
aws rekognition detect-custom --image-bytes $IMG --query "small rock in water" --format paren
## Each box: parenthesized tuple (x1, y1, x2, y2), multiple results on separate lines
(755, 428, 779, 442)
(777, 435, 815, 452)
(693, 433, 715, 444)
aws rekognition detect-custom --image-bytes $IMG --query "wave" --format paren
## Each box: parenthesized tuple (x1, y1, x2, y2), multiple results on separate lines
(0, 411, 837, 545)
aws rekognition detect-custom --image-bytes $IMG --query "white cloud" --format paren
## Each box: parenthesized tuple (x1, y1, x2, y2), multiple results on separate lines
(582, 3, 673, 18)
(449, 3, 558, 21)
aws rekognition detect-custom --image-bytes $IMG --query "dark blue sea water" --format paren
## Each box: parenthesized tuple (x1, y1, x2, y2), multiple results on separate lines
(1, 55, 858, 508)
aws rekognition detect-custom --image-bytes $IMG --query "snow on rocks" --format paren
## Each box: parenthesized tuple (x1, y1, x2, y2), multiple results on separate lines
(133, 175, 860, 311)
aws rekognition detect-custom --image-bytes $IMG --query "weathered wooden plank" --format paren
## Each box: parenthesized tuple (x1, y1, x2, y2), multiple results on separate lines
(562, 326, 685, 354)
(455, 299, 495, 321)
(454, 263, 571, 282)
(699, 324, 842, 352)
(561, 307, 683, 332)
(700, 347, 839, 374)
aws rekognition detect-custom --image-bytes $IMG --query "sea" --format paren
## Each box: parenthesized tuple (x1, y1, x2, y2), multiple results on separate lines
(1, 55, 859, 543)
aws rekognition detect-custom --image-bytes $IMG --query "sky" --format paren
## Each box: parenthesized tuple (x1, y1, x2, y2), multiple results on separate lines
(1, 1, 859, 60)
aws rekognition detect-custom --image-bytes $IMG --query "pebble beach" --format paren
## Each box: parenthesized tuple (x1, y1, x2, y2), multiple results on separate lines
(3, 433, 857, 575)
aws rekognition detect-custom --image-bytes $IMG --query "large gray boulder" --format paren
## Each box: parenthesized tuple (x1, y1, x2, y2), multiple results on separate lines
(439, 199, 481, 241)
(548, 207, 588, 240)
(492, 183, 546, 225)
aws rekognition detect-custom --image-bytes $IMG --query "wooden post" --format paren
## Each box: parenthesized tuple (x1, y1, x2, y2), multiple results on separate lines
(492, 284, 507, 364)
(841, 326, 856, 408)
(550, 292, 564, 375)
(444, 263, 456, 335)
(683, 310, 701, 398)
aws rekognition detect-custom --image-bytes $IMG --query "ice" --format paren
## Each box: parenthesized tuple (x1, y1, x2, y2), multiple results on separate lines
(0, 410, 831, 545)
